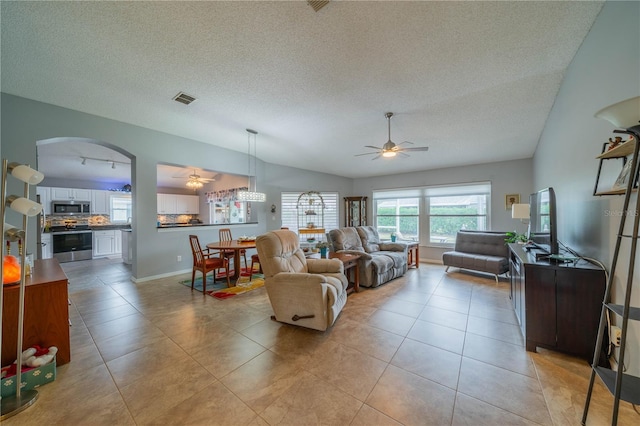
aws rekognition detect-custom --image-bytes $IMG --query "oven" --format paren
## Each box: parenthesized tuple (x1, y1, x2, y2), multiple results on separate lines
(52, 230, 93, 262)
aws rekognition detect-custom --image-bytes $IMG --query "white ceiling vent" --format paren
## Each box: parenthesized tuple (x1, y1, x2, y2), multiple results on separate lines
(308, 1, 329, 13)
(173, 92, 196, 105)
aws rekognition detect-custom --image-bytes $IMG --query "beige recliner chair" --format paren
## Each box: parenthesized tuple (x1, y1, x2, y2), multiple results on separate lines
(256, 230, 348, 331)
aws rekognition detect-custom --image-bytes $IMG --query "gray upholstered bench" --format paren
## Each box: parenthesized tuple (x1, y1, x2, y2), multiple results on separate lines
(442, 231, 509, 283)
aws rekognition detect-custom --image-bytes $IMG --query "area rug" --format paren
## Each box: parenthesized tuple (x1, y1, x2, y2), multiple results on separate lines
(180, 268, 264, 299)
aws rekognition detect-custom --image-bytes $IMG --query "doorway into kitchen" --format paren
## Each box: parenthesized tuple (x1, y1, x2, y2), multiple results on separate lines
(36, 137, 134, 267)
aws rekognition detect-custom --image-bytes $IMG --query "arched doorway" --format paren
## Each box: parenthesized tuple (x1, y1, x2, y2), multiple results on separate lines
(36, 137, 135, 269)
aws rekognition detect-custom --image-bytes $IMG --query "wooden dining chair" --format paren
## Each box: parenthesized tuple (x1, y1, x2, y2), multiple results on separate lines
(189, 235, 230, 292)
(219, 228, 247, 271)
(250, 253, 262, 280)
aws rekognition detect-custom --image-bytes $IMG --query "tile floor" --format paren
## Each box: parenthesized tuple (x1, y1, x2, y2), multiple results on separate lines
(5, 258, 638, 425)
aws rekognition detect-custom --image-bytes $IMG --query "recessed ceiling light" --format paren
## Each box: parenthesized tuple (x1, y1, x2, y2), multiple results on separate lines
(173, 92, 196, 105)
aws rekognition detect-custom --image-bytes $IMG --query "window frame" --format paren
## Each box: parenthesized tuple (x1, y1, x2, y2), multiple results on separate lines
(373, 182, 491, 248)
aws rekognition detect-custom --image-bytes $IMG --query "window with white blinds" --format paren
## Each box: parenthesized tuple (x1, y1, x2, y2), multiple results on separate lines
(281, 192, 339, 233)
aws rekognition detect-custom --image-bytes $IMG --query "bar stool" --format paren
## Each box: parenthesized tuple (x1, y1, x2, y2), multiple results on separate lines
(250, 253, 262, 280)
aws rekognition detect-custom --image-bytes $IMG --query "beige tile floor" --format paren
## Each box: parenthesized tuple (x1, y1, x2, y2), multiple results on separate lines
(5, 257, 638, 425)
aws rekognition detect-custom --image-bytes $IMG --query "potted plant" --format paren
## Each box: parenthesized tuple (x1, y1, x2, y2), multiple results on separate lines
(390, 232, 397, 242)
(316, 241, 330, 258)
(505, 231, 528, 244)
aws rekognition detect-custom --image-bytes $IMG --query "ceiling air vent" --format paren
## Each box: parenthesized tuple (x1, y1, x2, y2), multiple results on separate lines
(308, 1, 329, 12)
(173, 92, 196, 105)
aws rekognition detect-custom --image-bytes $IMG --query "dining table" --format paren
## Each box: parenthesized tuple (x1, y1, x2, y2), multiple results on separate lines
(206, 239, 257, 280)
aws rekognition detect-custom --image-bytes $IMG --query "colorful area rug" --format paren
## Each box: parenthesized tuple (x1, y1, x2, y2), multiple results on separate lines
(180, 267, 264, 299)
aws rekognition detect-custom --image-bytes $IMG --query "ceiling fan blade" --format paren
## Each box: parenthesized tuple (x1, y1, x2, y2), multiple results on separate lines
(364, 145, 383, 150)
(400, 146, 429, 152)
(398, 141, 414, 146)
(355, 152, 379, 157)
(371, 154, 381, 161)
(398, 152, 410, 158)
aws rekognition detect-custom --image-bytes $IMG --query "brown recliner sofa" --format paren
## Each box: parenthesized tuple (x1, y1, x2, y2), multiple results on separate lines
(328, 226, 408, 288)
(256, 229, 348, 331)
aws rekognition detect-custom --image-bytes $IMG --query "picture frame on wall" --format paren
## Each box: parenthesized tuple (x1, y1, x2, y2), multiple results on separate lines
(505, 193, 520, 210)
(611, 156, 634, 191)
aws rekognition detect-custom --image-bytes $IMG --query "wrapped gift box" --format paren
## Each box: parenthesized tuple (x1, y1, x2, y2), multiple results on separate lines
(1, 358, 56, 398)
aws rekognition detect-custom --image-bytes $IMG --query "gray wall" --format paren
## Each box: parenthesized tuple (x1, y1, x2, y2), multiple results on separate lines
(533, 1, 640, 375)
(0, 93, 353, 280)
(353, 158, 533, 261)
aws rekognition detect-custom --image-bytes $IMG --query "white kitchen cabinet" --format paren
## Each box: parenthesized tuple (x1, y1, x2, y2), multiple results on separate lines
(121, 230, 132, 265)
(91, 190, 111, 214)
(177, 195, 199, 214)
(157, 194, 199, 214)
(40, 233, 52, 259)
(93, 230, 116, 257)
(36, 186, 51, 215)
(51, 187, 91, 201)
(114, 229, 122, 254)
(157, 193, 177, 214)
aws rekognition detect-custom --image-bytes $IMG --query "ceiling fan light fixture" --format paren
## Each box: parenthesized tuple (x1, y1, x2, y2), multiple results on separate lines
(186, 178, 203, 189)
(382, 151, 397, 158)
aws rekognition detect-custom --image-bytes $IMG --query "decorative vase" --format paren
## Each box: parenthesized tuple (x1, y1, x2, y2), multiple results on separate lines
(391, 235, 397, 242)
(320, 247, 328, 258)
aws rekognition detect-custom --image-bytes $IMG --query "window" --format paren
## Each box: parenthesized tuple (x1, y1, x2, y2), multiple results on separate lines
(374, 197, 419, 241)
(110, 195, 132, 223)
(281, 192, 339, 233)
(373, 182, 490, 246)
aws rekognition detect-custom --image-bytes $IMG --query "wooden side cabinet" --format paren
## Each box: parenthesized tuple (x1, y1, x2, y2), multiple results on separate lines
(508, 244, 606, 361)
(2, 258, 70, 367)
(344, 196, 367, 227)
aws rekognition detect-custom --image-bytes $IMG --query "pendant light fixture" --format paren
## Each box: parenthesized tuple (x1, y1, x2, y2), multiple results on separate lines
(237, 129, 266, 202)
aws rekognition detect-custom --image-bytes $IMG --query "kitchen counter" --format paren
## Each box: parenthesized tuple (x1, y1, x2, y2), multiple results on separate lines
(157, 222, 257, 230)
(90, 224, 132, 231)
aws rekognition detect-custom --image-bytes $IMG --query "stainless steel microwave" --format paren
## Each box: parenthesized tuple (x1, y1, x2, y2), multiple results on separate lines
(51, 200, 91, 215)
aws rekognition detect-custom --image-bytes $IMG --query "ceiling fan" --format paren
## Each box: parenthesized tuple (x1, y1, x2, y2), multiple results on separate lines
(356, 112, 429, 160)
(173, 170, 216, 188)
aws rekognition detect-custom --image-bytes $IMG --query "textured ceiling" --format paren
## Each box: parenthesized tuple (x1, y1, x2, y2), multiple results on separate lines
(1, 1, 603, 179)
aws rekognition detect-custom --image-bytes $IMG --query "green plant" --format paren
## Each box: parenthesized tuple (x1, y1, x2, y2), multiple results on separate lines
(316, 241, 330, 249)
(505, 231, 528, 244)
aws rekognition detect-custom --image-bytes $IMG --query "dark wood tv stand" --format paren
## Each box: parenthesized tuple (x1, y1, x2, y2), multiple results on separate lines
(508, 244, 606, 361)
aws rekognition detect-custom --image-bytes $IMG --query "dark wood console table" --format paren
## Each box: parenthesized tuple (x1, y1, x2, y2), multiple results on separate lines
(508, 244, 606, 361)
(2, 258, 70, 367)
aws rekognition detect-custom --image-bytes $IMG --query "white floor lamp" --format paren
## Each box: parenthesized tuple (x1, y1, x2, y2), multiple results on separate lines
(0, 160, 44, 420)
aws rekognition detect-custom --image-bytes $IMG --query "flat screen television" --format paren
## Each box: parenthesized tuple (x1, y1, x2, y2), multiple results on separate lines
(528, 187, 559, 255)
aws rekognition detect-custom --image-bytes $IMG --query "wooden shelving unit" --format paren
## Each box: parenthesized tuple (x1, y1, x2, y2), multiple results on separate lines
(594, 137, 636, 196)
(583, 120, 640, 424)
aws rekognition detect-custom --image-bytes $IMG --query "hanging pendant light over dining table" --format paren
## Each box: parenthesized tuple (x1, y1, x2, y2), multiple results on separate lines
(237, 129, 266, 202)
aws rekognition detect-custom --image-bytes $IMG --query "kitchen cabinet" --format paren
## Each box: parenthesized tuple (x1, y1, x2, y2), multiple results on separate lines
(93, 230, 116, 257)
(121, 230, 132, 265)
(157, 194, 200, 214)
(114, 229, 122, 254)
(50, 187, 91, 201)
(157, 193, 176, 214)
(36, 186, 51, 215)
(91, 190, 111, 214)
(178, 195, 199, 214)
(40, 233, 52, 259)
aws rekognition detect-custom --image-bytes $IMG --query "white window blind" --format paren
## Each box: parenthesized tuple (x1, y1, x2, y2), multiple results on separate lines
(281, 192, 339, 233)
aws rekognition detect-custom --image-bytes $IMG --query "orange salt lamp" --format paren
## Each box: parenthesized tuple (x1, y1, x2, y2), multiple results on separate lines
(3, 255, 21, 284)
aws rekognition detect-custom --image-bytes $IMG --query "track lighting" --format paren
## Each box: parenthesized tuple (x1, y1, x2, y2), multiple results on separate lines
(79, 156, 128, 169)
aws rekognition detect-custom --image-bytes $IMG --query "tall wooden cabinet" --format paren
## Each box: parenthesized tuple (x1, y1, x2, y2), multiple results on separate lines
(344, 196, 367, 227)
(508, 244, 606, 361)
